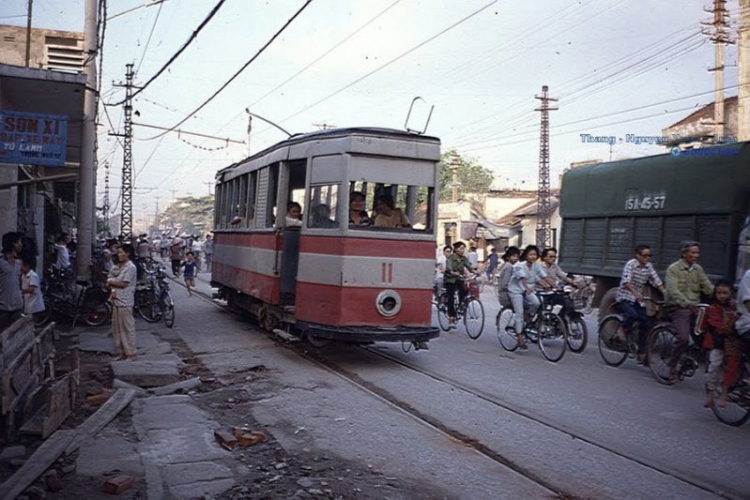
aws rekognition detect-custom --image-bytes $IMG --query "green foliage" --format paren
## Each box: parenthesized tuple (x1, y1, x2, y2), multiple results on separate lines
(439, 149, 494, 202)
(159, 195, 214, 235)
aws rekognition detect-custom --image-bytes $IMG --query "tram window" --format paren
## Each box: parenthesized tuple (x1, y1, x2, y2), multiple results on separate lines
(308, 184, 339, 229)
(266, 164, 280, 228)
(246, 171, 258, 227)
(348, 181, 432, 232)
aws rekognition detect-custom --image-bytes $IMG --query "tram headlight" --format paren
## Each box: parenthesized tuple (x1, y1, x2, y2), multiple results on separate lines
(376, 290, 402, 317)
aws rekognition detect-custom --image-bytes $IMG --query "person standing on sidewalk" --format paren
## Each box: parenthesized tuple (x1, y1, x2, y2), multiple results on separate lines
(203, 235, 213, 273)
(108, 244, 138, 361)
(665, 241, 714, 384)
(0, 232, 24, 330)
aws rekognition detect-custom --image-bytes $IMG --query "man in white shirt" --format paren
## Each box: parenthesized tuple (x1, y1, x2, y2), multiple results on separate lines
(191, 236, 203, 273)
(108, 244, 138, 361)
(21, 256, 45, 322)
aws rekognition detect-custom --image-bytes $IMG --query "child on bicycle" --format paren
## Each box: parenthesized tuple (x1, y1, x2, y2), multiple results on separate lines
(496, 247, 520, 309)
(701, 280, 737, 408)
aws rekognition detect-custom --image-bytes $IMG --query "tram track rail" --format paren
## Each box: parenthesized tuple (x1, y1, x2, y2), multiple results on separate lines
(172, 278, 737, 499)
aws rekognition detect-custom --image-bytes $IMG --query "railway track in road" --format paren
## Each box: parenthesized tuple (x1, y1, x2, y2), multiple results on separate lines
(176, 281, 737, 499)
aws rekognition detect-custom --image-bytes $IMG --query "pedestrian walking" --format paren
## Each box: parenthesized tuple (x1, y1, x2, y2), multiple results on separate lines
(107, 244, 138, 361)
(0, 232, 24, 330)
(169, 237, 184, 277)
(20, 256, 45, 323)
(182, 251, 198, 297)
(204, 235, 213, 273)
(191, 236, 203, 273)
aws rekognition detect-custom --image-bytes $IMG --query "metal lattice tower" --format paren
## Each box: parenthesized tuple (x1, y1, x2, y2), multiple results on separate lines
(534, 85, 558, 248)
(120, 63, 134, 239)
(703, 0, 734, 142)
(103, 162, 110, 235)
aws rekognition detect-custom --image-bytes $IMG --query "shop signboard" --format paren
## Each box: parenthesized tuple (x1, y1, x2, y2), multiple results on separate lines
(0, 110, 68, 166)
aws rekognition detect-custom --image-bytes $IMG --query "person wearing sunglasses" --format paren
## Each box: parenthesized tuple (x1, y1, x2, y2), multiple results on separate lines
(615, 244, 666, 364)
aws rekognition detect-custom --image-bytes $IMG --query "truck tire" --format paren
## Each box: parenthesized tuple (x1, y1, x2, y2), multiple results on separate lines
(599, 287, 619, 317)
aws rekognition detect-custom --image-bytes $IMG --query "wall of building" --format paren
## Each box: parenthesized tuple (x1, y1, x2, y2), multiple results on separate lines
(739, 0, 750, 141)
(512, 207, 562, 251)
(484, 195, 535, 221)
(0, 25, 84, 72)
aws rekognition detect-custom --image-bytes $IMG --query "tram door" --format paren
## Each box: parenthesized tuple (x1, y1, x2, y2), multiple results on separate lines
(279, 160, 306, 306)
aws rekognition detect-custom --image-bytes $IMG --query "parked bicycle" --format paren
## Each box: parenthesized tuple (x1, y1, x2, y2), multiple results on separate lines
(435, 274, 485, 339)
(37, 265, 111, 328)
(134, 269, 163, 323)
(155, 264, 175, 328)
(496, 290, 568, 362)
(646, 301, 708, 385)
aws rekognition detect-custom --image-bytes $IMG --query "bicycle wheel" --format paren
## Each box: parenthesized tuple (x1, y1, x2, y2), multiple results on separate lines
(436, 295, 451, 332)
(712, 378, 750, 427)
(463, 298, 485, 339)
(82, 302, 111, 327)
(537, 313, 566, 362)
(496, 309, 518, 352)
(161, 292, 175, 328)
(647, 325, 675, 384)
(565, 314, 588, 353)
(597, 315, 628, 367)
(136, 289, 163, 323)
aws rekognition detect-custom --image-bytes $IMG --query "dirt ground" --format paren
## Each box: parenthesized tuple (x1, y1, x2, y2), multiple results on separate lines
(1, 320, 450, 499)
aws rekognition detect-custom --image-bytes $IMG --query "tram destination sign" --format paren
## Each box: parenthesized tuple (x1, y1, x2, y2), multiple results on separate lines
(0, 111, 68, 166)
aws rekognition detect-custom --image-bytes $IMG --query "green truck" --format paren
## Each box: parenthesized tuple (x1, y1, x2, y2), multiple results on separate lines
(559, 141, 750, 314)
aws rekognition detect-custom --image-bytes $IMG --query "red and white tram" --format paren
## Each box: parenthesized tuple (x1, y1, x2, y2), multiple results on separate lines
(211, 127, 441, 345)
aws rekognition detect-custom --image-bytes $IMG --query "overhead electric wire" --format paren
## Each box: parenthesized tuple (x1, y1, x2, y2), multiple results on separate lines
(246, 0, 404, 110)
(107, 0, 229, 106)
(139, 0, 315, 142)
(451, 29, 707, 149)
(135, 0, 164, 75)
(272, 0, 499, 127)
(449, 22, 702, 145)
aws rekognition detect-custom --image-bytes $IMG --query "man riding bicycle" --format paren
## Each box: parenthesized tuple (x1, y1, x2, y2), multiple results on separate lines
(615, 244, 666, 364)
(665, 241, 714, 384)
(444, 241, 474, 328)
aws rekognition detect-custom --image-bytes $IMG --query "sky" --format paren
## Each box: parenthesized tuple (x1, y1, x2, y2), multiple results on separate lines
(1, 0, 742, 229)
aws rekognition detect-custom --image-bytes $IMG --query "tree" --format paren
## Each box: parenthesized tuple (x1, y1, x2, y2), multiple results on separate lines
(158, 195, 215, 235)
(438, 149, 494, 202)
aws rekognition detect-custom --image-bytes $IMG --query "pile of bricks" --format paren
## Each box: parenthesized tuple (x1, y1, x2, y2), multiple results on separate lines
(214, 426, 267, 451)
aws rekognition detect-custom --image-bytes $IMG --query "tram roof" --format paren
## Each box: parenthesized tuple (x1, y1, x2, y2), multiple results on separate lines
(560, 141, 750, 217)
(218, 127, 441, 177)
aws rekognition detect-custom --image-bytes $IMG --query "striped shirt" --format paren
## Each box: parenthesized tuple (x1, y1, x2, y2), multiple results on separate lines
(616, 258, 663, 304)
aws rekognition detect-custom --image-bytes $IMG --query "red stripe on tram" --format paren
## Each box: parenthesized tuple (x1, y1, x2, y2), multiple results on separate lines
(301, 235, 435, 258)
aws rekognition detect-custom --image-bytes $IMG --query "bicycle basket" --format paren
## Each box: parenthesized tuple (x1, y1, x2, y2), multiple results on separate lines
(465, 278, 480, 298)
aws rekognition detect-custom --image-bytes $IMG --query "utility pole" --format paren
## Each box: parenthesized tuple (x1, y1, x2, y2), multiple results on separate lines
(704, 0, 733, 142)
(170, 189, 178, 201)
(25, 0, 33, 66)
(111, 64, 135, 240)
(76, 0, 98, 280)
(739, 0, 750, 141)
(203, 181, 214, 196)
(103, 162, 110, 235)
(534, 85, 558, 249)
(246, 113, 252, 156)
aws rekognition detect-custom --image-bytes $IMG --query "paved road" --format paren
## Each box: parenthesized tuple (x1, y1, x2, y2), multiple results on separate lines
(182, 274, 749, 498)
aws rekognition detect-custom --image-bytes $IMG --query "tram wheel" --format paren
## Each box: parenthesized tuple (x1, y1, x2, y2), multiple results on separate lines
(307, 334, 331, 348)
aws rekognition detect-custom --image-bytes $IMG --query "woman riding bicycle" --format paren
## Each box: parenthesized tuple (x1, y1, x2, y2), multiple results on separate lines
(508, 245, 554, 349)
(444, 241, 474, 328)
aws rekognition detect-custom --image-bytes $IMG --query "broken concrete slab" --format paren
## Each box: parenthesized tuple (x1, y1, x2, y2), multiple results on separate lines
(134, 401, 211, 431)
(110, 354, 183, 388)
(161, 461, 233, 486)
(75, 429, 144, 478)
(0, 445, 26, 461)
(77, 330, 162, 355)
(150, 377, 201, 396)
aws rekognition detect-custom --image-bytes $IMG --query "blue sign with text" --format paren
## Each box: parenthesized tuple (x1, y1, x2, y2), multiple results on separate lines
(0, 111, 68, 166)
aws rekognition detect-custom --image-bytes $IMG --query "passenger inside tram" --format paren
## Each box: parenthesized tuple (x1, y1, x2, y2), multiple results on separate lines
(285, 201, 302, 227)
(348, 191, 372, 226)
(373, 194, 411, 229)
(310, 204, 338, 228)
